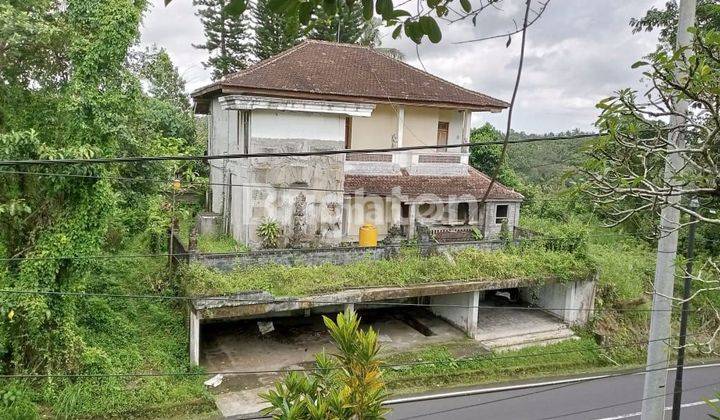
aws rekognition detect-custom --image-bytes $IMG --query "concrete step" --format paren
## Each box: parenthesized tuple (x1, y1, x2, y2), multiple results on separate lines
(476, 326, 578, 351)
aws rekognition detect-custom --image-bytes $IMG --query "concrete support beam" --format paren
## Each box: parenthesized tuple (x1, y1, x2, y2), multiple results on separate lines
(189, 308, 201, 366)
(429, 291, 480, 338)
(407, 203, 417, 239)
(396, 106, 405, 148)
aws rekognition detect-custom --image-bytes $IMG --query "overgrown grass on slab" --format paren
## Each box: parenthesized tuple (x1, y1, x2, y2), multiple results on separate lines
(181, 246, 595, 297)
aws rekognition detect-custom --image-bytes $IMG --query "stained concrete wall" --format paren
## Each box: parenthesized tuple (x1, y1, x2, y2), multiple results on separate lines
(483, 201, 522, 239)
(351, 104, 397, 149)
(429, 291, 480, 338)
(207, 97, 347, 247)
(520, 279, 597, 325)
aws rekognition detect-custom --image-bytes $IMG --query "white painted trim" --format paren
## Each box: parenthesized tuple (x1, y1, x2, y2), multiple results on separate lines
(219, 95, 375, 117)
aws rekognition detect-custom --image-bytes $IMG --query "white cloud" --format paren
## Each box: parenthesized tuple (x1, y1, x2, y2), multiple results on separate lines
(140, 0, 666, 133)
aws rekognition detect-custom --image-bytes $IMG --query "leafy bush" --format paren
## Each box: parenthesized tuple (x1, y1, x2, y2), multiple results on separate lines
(257, 218, 281, 248)
(520, 216, 589, 255)
(261, 310, 389, 419)
(0, 383, 39, 420)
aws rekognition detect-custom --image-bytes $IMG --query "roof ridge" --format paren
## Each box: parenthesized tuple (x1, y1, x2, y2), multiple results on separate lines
(360, 44, 509, 107)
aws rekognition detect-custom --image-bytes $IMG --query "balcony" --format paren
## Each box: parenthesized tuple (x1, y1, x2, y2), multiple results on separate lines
(344, 151, 470, 176)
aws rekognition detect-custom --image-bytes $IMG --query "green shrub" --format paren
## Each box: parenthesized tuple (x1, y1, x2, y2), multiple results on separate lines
(257, 218, 281, 249)
(0, 383, 40, 420)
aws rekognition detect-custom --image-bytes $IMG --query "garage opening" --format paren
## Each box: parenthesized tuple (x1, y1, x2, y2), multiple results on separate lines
(475, 287, 577, 351)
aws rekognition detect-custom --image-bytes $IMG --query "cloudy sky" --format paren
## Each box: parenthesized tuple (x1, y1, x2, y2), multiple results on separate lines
(140, 0, 664, 134)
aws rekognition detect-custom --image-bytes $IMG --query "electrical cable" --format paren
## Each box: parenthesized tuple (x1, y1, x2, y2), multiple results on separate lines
(0, 334, 686, 380)
(0, 134, 600, 166)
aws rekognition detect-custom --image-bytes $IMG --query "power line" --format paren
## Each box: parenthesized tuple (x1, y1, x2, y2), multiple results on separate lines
(0, 231, 651, 262)
(0, 334, 684, 380)
(0, 288, 710, 313)
(0, 134, 600, 166)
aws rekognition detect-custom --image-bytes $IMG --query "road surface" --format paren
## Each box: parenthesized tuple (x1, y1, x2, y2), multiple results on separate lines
(386, 363, 720, 420)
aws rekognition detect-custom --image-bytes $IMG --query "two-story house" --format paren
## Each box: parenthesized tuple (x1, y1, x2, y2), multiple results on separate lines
(192, 40, 523, 248)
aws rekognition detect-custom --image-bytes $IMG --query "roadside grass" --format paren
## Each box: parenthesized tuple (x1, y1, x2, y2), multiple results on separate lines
(41, 243, 215, 418)
(383, 337, 616, 393)
(180, 245, 595, 297)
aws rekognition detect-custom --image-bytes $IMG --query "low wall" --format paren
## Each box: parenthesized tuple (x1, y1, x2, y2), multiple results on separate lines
(186, 238, 506, 271)
(191, 245, 393, 271)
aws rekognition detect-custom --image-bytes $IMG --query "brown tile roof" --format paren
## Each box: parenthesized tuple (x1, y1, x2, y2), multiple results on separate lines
(193, 40, 508, 111)
(344, 167, 524, 202)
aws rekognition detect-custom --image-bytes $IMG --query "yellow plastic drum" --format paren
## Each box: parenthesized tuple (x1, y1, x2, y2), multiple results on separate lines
(358, 224, 378, 247)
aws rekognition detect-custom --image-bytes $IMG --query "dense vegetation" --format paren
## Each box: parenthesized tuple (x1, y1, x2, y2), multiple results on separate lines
(181, 245, 594, 297)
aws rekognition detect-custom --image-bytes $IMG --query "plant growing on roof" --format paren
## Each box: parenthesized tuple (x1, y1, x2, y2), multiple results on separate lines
(260, 309, 390, 419)
(257, 218, 281, 248)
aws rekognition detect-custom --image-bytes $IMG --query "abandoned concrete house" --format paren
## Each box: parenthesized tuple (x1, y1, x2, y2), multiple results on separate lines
(185, 42, 597, 416)
(191, 40, 523, 248)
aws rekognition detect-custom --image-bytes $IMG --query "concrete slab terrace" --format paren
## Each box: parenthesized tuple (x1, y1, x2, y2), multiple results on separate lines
(475, 302, 578, 351)
(191, 277, 549, 320)
(203, 308, 484, 418)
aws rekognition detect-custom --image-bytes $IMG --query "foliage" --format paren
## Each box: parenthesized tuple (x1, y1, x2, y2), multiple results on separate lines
(0, 383, 40, 420)
(137, 46, 192, 111)
(385, 338, 609, 391)
(253, 0, 302, 60)
(631, 0, 720, 46)
(468, 123, 521, 190)
(308, 1, 366, 44)
(257, 218, 282, 249)
(709, 392, 720, 419)
(581, 29, 720, 228)
(261, 309, 390, 419)
(193, 0, 252, 80)
(520, 216, 589, 255)
(0, 0, 199, 388)
(181, 245, 595, 297)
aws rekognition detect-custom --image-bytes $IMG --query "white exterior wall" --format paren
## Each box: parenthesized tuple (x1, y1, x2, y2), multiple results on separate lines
(251, 110, 345, 141)
(520, 280, 597, 325)
(429, 292, 480, 338)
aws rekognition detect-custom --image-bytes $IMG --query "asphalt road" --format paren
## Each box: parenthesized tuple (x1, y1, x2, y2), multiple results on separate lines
(386, 364, 720, 420)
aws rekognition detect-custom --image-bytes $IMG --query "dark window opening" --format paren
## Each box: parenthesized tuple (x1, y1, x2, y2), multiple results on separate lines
(458, 202, 469, 224)
(495, 204, 509, 224)
(345, 117, 352, 149)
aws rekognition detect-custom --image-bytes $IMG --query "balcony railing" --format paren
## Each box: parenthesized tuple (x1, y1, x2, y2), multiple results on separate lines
(345, 150, 469, 176)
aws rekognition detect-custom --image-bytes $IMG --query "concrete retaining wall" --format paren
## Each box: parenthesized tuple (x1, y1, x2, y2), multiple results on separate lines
(520, 277, 597, 325)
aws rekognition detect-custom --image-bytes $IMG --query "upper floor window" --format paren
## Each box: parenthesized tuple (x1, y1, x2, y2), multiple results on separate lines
(437, 121, 449, 146)
(495, 204, 509, 224)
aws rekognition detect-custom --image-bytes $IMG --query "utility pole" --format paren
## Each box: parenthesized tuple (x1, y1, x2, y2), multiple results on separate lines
(641, 0, 697, 419)
(671, 198, 699, 420)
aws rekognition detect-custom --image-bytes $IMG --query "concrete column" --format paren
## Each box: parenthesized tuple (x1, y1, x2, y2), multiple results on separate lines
(407, 203, 417, 239)
(429, 291, 480, 338)
(189, 308, 201, 366)
(396, 106, 405, 148)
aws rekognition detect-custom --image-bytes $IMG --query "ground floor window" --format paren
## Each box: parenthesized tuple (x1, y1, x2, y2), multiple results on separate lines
(495, 204, 509, 224)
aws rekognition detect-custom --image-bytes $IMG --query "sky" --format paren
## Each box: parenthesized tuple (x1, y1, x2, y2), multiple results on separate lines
(140, 0, 664, 134)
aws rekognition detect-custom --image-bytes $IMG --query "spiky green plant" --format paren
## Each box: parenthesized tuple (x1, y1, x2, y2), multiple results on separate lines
(260, 309, 390, 419)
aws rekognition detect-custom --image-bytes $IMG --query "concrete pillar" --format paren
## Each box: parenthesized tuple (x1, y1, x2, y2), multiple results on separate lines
(407, 203, 417, 239)
(396, 106, 405, 148)
(429, 291, 480, 338)
(189, 308, 201, 366)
